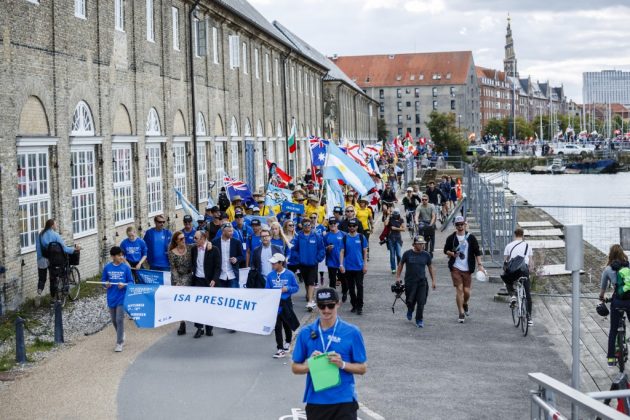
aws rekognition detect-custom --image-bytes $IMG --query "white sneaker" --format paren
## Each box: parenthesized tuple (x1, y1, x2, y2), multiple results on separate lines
(273, 349, 286, 358)
(527, 318, 534, 326)
(283, 342, 291, 351)
(115, 343, 123, 352)
(306, 301, 316, 311)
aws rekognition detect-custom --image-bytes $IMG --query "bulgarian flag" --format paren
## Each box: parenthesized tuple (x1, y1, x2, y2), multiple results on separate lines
(288, 120, 297, 154)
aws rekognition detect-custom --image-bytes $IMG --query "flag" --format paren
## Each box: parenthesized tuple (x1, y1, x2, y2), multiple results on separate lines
(223, 174, 255, 206)
(174, 189, 202, 228)
(309, 136, 328, 167)
(288, 121, 297, 154)
(363, 143, 382, 159)
(325, 179, 345, 218)
(344, 141, 370, 171)
(368, 156, 381, 176)
(266, 160, 292, 186)
(393, 136, 404, 153)
(323, 141, 375, 196)
(265, 184, 293, 207)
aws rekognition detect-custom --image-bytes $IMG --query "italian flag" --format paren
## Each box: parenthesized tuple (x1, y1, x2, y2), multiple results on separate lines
(288, 121, 297, 154)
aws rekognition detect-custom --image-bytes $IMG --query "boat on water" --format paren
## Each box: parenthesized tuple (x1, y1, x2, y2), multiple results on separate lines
(564, 159, 618, 174)
(530, 158, 566, 174)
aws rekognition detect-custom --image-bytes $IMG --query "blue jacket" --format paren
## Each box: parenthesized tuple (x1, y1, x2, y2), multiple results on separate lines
(36, 229, 76, 260)
(266, 269, 299, 303)
(291, 231, 325, 267)
(143, 228, 172, 269)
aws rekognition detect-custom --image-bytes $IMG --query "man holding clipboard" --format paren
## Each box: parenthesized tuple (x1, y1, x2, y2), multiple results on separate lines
(291, 288, 367, 420)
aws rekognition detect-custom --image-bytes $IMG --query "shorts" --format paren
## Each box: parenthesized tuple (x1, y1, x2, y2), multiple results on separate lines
(305, 401, 359, 420)
(300, 265, 319, 287)
(450, 267, 472, 288)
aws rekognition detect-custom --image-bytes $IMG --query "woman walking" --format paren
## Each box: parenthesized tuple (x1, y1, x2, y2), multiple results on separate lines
(168, 231, 193, 336)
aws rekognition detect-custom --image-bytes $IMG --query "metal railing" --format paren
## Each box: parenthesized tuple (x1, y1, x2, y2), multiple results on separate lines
(530, 372, 628, 419)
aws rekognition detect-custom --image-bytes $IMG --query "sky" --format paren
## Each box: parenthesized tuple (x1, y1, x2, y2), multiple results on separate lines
(249, 0, 630, 103)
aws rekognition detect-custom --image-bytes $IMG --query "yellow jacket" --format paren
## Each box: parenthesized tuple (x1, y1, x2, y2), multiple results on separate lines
(305, 204, 325, 223)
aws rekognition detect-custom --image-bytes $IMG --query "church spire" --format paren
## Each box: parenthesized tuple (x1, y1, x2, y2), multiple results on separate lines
(504, 13, 518, 77)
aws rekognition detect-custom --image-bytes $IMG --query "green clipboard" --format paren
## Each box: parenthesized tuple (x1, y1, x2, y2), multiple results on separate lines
(307, 352, 341, 392)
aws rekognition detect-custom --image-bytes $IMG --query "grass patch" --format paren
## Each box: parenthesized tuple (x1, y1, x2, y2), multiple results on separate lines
(28, 338, 54, 353)
(0, 352, 15, 371)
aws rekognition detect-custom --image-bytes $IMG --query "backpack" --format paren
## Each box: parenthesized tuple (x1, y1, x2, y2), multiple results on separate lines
(245, 268, 266, 289)
(45, 241, 67, 268)
(503, 242, 528, 275)
(616, 267, 630, 300)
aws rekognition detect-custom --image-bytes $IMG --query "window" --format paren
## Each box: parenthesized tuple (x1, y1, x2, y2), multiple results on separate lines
(229, 35, 240, 69)
(397, 115, 402, 124)
(415, 101, 420, 111)
(112, 145, 134, 225)
(379, 89, 384, 99)
(242, 42, 248, 74)
(215, 143, 225, 181)
(17, 149, 50, 252)
(115, 0, 124, 31)
(311, 75, 315, 97)
(406, 115, 411, 121)
(71, 101, 95, 136)
(432, 87, 437, 97)
(265, 53, 270, 82)
(230, 143, 239, 178)
(194, 18, 206, 57)
(75, 0, 86, 19)
(414, 88, 420, 98)
(415, 114, 420, 124)
(212, 27, 219, 64)
(172, 7, 179, 51)
(291, 66, 295, 91)
(405, 88, 411, 94)
(397, 127, 403, 136)
(71, 147, 97, 238)
(304, 73, 309, 95)
(146, 108, 161, 135)
(379, 102, 384, 112)
(397, 102, 402, 111)
(146, 0, 154, 42)
(396, 89, 401, 98)
(406, 101, 411, 107)
(146, 145, 163, 216)
(253, 48, 259, 79)
(451, 100, 456, 110)
(433, 100, 438, 110)
(450, 87, 456, 97)
(274, 58, 279, 85)
(298, 69, 302, 93)
(197, 143, 208, 202)
(419, 74, 424, 80)
(416, 127, 421, 137)
(173, 144, 187, 209)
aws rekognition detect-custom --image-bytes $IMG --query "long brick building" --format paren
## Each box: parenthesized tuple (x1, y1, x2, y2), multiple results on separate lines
(0, 0, 376, 308)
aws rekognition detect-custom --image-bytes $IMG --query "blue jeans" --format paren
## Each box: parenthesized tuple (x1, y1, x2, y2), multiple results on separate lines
(388, 239, 402, 271)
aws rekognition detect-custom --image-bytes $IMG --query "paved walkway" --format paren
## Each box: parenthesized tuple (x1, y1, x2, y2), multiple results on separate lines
(0, 211, 607, 419)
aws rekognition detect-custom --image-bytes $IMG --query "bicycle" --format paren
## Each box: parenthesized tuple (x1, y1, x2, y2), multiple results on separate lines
(510, 276, 530, 337)
(52, 252, 82, 307)
(405, 210, 417, 240)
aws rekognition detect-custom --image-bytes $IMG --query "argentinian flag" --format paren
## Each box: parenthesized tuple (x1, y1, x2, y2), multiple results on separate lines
(323, 141, 376, 195)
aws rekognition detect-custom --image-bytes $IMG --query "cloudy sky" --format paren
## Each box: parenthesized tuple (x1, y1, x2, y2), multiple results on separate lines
(250, 0, 630, 103)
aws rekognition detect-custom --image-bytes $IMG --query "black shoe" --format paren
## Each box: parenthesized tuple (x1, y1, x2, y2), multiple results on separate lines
(357, 309, 363, 315)
(342, 293, 347, 303)
(350, 307, 356, 313)
(206, 327, 213, 336)
(177, 322, 186, 336)
(194, 329, 204, 338)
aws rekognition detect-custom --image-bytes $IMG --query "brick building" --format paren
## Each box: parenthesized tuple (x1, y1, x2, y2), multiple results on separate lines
(332, 51, 481, 141)
(0, 0, 376, 308)
(477, 67, 511, 129)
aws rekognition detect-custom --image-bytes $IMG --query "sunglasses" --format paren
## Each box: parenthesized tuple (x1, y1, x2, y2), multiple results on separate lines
(348, 224, 358, 228)
(422, 198, 428, 201)
(317, 303, 336, 310)
(455, 223, 465, 227)
(178, 237, 185, 241)
(156, 220, 166, 224)
(287, 224, 294, 227)
(345, 210, 354, 212)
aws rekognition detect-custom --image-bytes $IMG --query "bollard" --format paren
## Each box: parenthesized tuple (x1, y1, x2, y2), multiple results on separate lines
(15, 316, 26, 364)
(54, 301, 64, 344)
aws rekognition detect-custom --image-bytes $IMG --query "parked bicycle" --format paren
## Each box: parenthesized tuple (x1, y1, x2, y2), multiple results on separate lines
(511, 276, 530, 337)
(52, 251, 82, 307)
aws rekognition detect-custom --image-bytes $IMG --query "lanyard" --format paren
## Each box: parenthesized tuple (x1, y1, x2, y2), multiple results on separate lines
(318, 318, 339, 353)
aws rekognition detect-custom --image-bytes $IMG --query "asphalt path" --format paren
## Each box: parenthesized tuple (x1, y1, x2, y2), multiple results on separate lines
(118, 218, 573, 419)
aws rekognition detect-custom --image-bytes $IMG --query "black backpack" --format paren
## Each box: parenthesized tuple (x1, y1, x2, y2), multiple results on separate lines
(44, 241, 67, 268)
(503, 242, 529, 275)
(245, 269, 266, 289)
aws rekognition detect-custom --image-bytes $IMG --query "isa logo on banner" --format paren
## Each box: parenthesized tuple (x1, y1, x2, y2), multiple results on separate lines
(136, 269, 172, 285)
(124, 284, 159, 328)
(281, 201, 305, 214)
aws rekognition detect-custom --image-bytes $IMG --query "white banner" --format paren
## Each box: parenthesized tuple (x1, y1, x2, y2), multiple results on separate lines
(125, 285, 281, 335)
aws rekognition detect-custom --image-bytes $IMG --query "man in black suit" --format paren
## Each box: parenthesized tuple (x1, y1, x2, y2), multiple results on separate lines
(191, 231, 221, 338)
(251, 228, 283, 278)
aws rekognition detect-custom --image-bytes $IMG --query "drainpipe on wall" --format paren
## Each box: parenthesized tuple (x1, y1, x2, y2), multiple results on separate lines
(281, 49, 294, 175)
(188, 0, 202, 207)
(352, 91, 359, 142)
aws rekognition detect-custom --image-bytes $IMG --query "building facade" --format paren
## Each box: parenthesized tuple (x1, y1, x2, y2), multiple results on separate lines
(333, 52, 481, 140)
(583, 70, 630, 107)
(0, 0, 376, 308)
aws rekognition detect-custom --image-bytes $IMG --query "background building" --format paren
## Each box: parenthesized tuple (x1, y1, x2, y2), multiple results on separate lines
(0, 0, 376, 308)
(333, 51, 481, 140)
(583, 70, 630, 107)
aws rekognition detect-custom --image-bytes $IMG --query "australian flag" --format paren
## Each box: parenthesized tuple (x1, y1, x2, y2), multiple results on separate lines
(309, 136, 329, 167)
(223, 174, 255, 206)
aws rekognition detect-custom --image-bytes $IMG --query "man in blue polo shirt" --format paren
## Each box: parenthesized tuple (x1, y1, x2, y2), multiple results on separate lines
(324, 217, 345, 291)
(292, 288, 367, 420)
(339, 218, 368, 315)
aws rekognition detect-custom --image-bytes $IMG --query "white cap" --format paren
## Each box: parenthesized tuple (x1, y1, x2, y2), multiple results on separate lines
(454, 216, 465, 224)
(269, 253, 286, 264)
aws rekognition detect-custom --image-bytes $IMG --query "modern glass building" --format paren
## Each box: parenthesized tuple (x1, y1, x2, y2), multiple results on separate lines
(583, 70, 630, 105)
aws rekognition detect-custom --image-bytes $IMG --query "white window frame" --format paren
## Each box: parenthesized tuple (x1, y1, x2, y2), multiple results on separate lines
(229, 35, 240, 69)
(146, 0, 154, 42)
(17, 147, 50, 253)
(265, 53, 270, 83)
(70, 146, 97, 238)
(304, 72, 309, 96)
(242, 42, 248, 74)
(215, 143, 225, 182)
(197, 143, 208, 203)
(274, 58, 279, 86)
(146, 108, 161, 135)
(115, 0, 124, 32)
(173, 143, 187, 209)
(71, 101, 95, 136)
(298, 69, 302, 93)
(230, 143, 239, 178)
(146, 144, 163, 216)
(254, 48, 260, 79)
(75, 0, 86, 19)
(212, 27, 219, 64)
(172, 7, 180, 51)
(112, 145, 134, 226)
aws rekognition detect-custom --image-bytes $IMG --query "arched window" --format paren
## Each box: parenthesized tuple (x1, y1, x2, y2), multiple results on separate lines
(244, 118, 252, 136)
(196, 112, 207, 136)
(146, 107, 161, 136)
(71, 101, 95, 136)
(276, 121, 283, 137)
(230, 116, 239, 136)
(256, 120, 263, 137)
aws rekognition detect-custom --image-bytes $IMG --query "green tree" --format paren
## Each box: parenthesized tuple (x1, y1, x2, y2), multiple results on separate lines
(483, 118, 505, 137)
(377, 118, 389, 141)
(514, 117, 534, 139)
(425, 111, 466, 156)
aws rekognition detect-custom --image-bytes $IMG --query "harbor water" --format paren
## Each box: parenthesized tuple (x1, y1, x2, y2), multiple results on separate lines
(506, 173, 630, 253)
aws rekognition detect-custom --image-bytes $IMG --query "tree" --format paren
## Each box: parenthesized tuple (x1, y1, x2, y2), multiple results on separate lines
(425, 111, 466, 156)
(377, 118, 389, 141)
(483, 118, 505, 137)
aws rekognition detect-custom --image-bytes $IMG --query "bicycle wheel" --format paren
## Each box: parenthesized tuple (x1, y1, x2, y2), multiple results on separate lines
(68, 266, 81, 301)
(617, 326, 627, 372)
(520, 296, 529, 337)
(511, 301, 519, 327)
(55, 285, 67, 307)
